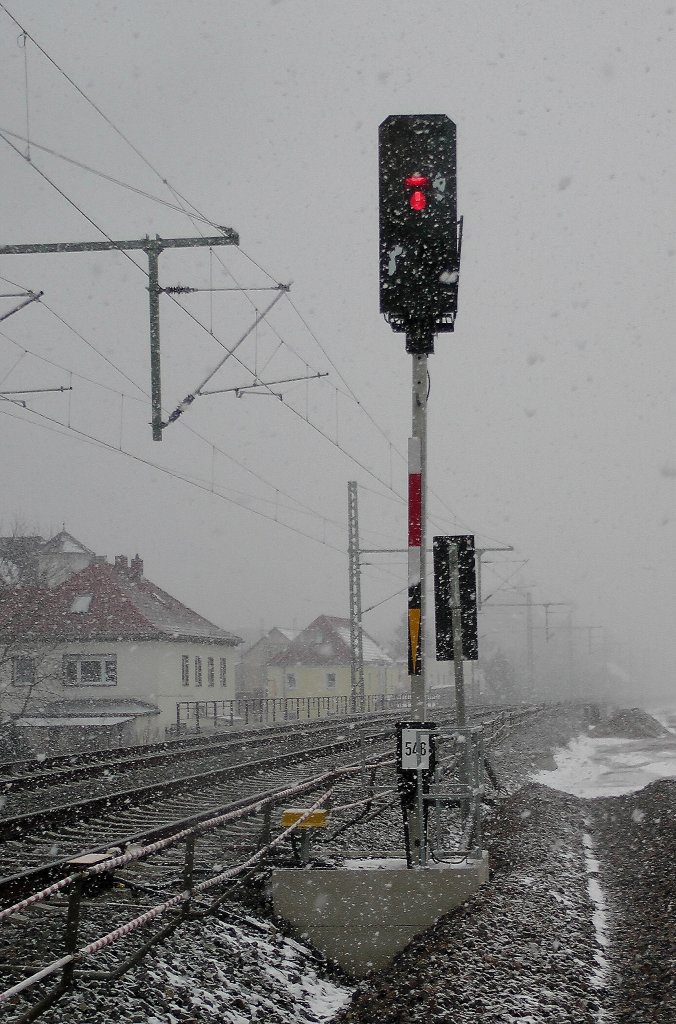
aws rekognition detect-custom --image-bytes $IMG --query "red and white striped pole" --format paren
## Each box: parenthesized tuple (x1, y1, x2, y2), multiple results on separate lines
(408, 353, 429, 718)
(408, 436, 422, 676)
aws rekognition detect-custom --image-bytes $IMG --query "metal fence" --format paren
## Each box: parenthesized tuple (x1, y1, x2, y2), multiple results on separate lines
(174, 692, 413, 733)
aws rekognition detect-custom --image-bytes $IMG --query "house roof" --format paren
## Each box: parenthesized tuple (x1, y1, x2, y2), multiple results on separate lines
(17, 716, 135, 728)
(44, 698, 160, 718)
(40, 530, 96, 556)
(0, 561, 242, 646)
(275, 627, 300, 642)
(269, 615, 391, 667)
(241, 626, 300, 661)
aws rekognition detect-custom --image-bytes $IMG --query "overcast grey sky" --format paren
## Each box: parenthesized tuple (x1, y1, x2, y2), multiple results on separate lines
(0, 1, 674, 699)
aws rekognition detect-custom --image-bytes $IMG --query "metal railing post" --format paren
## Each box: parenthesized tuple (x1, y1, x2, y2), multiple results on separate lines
(62, 877, 84, 987)
(182, 835, 196, 918)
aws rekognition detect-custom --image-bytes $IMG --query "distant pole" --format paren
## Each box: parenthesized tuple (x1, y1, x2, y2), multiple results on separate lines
(526, 591, 534, 694)
(146, 241, 162, 440)
(347, 482, 365, 710)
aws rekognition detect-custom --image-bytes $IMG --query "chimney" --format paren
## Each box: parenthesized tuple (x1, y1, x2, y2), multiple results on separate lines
(114, 555, 128, 571)
(130, 554, 144, 579)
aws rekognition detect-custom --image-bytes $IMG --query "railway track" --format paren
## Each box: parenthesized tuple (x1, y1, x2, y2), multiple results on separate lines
(0, 704, 537, 902)
(0, 711, 406, 801)
(0, 701, 518, 814)
(0, 725, 400, 902)
(0, 704, 547, 1023)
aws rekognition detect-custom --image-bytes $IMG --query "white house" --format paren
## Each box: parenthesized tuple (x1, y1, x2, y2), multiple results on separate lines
(0, 549, 242, 752)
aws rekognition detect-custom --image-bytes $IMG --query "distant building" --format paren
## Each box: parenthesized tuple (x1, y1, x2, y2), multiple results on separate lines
(235, 626, 299, 700)
(266, 614, 404, 701)
(0, 546, 242, 752)
(0, 530, 96, 588)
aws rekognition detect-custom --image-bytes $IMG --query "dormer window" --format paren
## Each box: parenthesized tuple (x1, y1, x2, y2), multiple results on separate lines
(70, 593, 93, 613)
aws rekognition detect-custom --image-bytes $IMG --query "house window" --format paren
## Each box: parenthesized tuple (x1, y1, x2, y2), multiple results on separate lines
(220, 657, 227, 687)
(69, 593, 93, 613)
(181, 655, 189, 687)
(286, 673, 297, 691)
(63, 654, 117, 686)
(195, 656, 202, 687)
(207, 656, 215, 687)
(326, 672, 336, 689)
(12, 656, 35, 686)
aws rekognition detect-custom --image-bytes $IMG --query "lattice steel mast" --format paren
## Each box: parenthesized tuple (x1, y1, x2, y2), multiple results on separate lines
(347, 480, 365, 710)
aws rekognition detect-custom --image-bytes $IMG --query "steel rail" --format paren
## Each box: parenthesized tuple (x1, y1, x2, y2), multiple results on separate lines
(0, 729, 398, 904)
(0, 767, 342, 925)
(0, 707, 539, 902)
(0, 788, 335, 1009)
(0, 704, 408, 779)
(0, 728, 388, 843)
(0, 716, 381, 795)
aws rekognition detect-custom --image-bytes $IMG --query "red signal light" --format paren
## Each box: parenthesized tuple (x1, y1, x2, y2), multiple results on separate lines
(404, 174, 430, 211)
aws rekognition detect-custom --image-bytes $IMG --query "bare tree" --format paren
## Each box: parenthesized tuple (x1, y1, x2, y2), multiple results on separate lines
(0, 524, 61, 756)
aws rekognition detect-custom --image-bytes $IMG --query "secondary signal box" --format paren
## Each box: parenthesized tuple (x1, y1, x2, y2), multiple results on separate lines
(379, 114, 460, 338)
(433, 535, 479, 661)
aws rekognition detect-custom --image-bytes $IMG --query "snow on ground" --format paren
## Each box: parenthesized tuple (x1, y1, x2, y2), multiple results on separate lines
(581, 830, 611, 995)
(532, 731, 676, 797)
(649, 706, 676, 735)
(39, 911, 353, 1024)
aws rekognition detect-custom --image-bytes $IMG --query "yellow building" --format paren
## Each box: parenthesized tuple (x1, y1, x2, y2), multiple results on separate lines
(266, 614, 403, 701)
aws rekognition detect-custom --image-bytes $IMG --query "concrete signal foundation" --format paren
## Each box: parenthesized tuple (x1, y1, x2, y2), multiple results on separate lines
(268, 852, 489, 977)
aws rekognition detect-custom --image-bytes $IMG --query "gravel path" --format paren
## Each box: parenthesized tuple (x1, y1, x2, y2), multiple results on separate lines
(588, 779, 676, 1022)
(334, 785, 605, 1024)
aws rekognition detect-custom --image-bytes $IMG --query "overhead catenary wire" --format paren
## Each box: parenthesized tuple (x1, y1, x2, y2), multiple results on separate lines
(0, 79, 454, 527)
(0, 138, 406, 504)
(0, 6, 511, 554)
(0, 3, 178, 190)
(0, 315, 380, 546)
(0, 283, 349, 533)
(0, 217, 379, 544)
(0, 351, 353, 532)
(0, 125, 220, 227)
(0, 133, 147, 277)
(0, 401, 349, 555)
(17, 29, 30, 160)
(161, 287, 289, 427)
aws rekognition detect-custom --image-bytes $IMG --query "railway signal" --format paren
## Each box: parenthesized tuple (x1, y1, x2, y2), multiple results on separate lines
(379, 113, 462, 724)
(380, 114, 462, 865)
(379, 113, 461, 354)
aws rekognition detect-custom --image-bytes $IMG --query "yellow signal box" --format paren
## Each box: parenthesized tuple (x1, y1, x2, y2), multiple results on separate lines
(280, 808, 329, 829)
